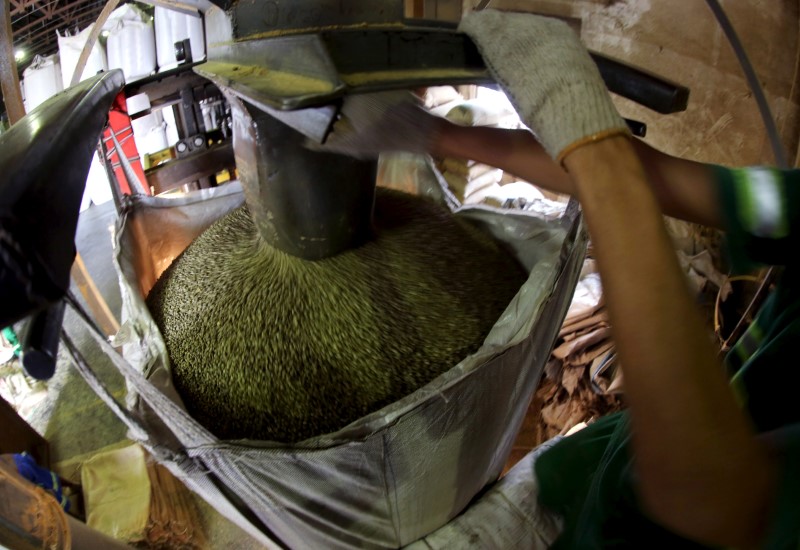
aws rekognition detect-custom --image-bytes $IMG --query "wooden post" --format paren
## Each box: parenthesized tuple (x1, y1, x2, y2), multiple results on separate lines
(0, 396, 50, 468)
(69, 0, 121, 87)
(405, 0, 425, 18)
(71, 254, 120, 338)
(0, 0, 25, 124)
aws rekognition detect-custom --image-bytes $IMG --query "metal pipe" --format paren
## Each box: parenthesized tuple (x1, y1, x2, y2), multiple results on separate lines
(109, 127, 149, 195)
(97, 138, 123, 213)
(228, 94, 378, 260)
(20, 299, 65, 380)
(705, 0, 788, 168)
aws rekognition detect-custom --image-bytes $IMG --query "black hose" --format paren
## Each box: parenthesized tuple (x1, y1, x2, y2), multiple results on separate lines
(705, 0, 789, 169)
(706, 0, 789, 353)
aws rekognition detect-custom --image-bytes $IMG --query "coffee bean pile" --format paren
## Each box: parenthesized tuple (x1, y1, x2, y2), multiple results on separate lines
(146, 188, 525, 442)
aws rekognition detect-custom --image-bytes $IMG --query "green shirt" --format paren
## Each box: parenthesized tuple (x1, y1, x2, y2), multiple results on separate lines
(535, 165, 800, 548)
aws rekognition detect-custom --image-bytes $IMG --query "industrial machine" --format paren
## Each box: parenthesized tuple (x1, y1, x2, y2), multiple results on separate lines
(0, 0, 689, 323)
(0, 2, 690, 547)
(195, 0, 686, 259)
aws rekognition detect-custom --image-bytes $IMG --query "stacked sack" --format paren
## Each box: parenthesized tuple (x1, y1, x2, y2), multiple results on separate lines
(430, 89, 519, 204)
(103, 4, 156, 83)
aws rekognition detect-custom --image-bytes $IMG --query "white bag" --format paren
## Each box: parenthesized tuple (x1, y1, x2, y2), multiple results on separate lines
(71, 160, 586, 549)
(58, 25, 108, 86)
(23, 54, 63, 112)
(154, 6, 205, 71)
(104, 4, 157, 82)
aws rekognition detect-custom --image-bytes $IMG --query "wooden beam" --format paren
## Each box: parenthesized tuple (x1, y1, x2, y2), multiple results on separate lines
(146, 142, 235, 194)
(68, 0, 119, 86)
(70, 254, 120, 338)
(0, 396, 50, 468)
(1, 0, 26, 124)
(405, 0, 425, 17)
(41, 0, 56, 19)
(13, 0, 97, 35)
(9, 0, 26, 15)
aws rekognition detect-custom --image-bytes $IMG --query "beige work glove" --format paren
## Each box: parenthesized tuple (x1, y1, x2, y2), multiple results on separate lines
(312, 91, 440, 159)
(459, 10, 630, 163)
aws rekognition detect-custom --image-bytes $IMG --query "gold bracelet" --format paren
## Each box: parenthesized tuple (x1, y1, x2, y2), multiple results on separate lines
(556, 127, 632, 167)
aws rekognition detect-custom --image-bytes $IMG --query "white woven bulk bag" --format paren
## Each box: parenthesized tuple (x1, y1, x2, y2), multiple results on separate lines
(81, 160, 586, 549)
(154, 6, 205, 71)
(131, 112, 168, 158)
(58, 25, 108, 86)
(23, 54, 63, 112)
(104, 4, 157, 82)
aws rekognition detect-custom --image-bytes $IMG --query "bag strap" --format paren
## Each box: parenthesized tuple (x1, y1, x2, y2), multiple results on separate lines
(65, 299, 217, 448)
(61, 329, 150, 442)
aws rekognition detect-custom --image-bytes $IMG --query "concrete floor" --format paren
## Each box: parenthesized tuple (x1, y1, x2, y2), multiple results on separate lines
(25, 200, 266, 549)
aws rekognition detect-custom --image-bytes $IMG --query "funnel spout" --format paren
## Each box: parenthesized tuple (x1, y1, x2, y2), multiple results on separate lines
(229, 95, 377, 260)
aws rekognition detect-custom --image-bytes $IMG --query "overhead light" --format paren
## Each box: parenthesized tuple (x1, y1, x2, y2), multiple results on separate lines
(101, 30, 110, 37)
(14, 49, 24, 62)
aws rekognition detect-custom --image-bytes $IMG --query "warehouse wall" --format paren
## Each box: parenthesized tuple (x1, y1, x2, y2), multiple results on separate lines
(406, 0, 463, 21)
(464, 0, 800, 167)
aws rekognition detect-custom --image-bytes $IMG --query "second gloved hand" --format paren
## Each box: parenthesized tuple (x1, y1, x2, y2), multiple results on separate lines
(459, 10, 629, 163)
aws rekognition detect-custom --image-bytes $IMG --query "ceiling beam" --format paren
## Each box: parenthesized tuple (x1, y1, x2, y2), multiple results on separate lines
(9, 0, 39, 16)
(10, 0, 26, 16)
(41, 0, 57, 18)
(13, 0, 95, 34)
(14, 5, 103, 54)
(68, 0, 118, 85)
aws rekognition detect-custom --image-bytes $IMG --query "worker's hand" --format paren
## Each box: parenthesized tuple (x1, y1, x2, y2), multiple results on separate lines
(310, 91, 442, 159)
(459, 10, 629, 163)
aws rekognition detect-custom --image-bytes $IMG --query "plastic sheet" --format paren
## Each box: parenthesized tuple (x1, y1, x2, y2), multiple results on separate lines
(407, 438, 565, 549)
(83, 151, 113, 210)
(76, 158, 587, 549)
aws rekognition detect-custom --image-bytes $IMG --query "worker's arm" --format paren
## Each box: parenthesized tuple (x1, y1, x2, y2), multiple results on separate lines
(563, 135, 775, 547)
(460, 10, 776, 547)
(431, 123, 722, 228)
(322, 92, 722, 228)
